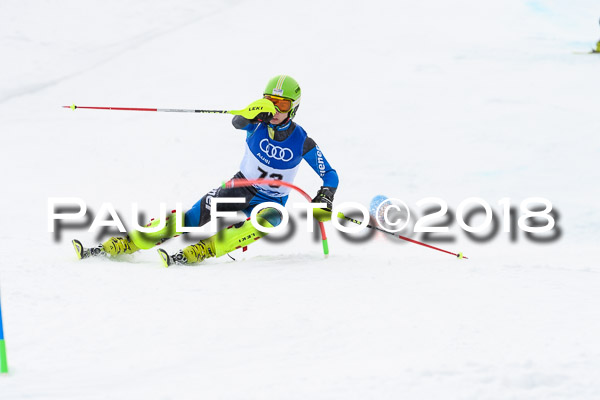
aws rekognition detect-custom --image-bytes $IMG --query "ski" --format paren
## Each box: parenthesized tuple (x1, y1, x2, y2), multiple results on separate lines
(72, 239, 105, 260)
(157, 249, 172, 267)
(157, 248, 189, 268)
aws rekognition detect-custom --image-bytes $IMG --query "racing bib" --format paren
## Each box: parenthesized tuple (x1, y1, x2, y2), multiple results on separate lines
(239, 125, 306, 197)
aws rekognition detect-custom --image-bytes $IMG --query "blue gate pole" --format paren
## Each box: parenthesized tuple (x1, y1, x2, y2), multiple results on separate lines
(0, 288, 8, 373)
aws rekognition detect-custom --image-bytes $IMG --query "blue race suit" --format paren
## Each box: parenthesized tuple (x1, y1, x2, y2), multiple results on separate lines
(184, 116, 339, 227)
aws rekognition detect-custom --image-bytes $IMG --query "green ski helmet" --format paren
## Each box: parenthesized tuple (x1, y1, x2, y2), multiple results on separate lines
(263, 75, 301, 119)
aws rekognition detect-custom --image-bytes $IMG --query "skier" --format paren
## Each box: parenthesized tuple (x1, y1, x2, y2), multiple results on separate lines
(72, 75, 339, 266)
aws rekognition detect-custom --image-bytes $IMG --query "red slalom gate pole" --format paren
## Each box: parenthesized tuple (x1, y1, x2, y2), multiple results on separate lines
(62, 104, 231, 114)
(223, 178, 329, 256)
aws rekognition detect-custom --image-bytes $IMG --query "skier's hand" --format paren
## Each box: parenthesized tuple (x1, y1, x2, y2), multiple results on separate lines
(311, 187, 336, 222)
(312, 186, 335, 211)
(231, 98, 276, 121)
(254, 112, 273, 124)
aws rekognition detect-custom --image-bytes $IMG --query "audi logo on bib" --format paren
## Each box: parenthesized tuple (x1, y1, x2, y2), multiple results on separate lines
(259, 138, 293, 161)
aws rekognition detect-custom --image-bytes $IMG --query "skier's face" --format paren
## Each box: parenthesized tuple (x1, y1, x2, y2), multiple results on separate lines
(270, 111, 288, 125)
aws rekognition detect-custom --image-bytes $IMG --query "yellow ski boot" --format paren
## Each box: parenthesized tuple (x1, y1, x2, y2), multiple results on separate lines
(158, 239, 216, 267)
(101, 236, 140, 256)
(72, 236, 139, 259)
(157, 207, 282, 267)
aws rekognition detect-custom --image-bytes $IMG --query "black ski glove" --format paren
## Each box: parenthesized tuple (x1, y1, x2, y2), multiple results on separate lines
(254, 112, 273, 124)
(312, 186, 336, 211)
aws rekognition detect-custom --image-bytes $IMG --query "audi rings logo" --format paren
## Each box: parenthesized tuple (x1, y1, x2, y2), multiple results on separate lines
(259, 139, 293, 161)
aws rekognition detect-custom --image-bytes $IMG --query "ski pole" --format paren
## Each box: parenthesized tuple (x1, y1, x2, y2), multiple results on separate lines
(62, 104, 233, 114)
(338, 212, 467, 259)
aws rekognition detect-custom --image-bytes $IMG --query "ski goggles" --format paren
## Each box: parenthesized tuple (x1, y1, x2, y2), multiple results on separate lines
(264, 95, 293, 113)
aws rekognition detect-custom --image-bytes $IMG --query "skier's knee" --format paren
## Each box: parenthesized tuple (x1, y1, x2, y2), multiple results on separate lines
(256, 207, 283, 228)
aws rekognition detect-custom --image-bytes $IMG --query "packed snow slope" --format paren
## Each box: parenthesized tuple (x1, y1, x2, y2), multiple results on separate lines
(1, 0, 600, 399)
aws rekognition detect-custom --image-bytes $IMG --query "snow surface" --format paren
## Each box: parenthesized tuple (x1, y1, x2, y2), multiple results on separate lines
(1, 0, 600, 399)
